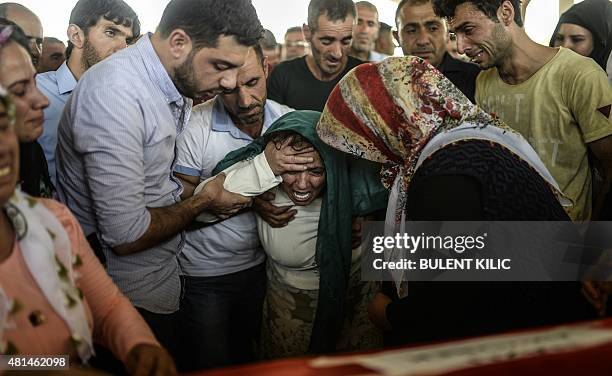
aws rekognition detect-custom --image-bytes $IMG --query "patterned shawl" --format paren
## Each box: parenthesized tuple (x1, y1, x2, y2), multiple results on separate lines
(317, 57, 509, 223)
(316, 57, 571, 296)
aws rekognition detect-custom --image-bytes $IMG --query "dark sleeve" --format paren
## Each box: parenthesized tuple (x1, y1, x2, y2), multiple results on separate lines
(405, 174, 484, 220)
(384, 174, 485, 342)
(267, 64, 287, 105)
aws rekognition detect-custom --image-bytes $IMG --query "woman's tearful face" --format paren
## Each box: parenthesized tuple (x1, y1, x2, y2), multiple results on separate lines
(281, 150, 326, 206)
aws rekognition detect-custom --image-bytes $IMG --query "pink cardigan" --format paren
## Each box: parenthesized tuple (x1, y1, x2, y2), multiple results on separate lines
(0, 199, 159, 362)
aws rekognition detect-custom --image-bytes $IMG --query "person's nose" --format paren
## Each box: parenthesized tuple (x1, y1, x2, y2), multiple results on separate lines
(219, 70, 239, 92)
(237, 87, 252, 109)
(415, 30, 430, 47)
(295, 172, 310, 190)
(32, 85, 49, 111)
(329, 43, 342, 60)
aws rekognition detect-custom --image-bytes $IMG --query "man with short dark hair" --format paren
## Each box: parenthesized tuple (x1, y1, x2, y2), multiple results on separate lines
(395, 0, 480, 102)
(261, 28, 280, 69)
(55, 0, 262, 363)
(282, 26, 308, 61)
(433, 0, 612, 221)
(268, 0, 362, 111)
(0, 3, 43, 68)
(349, 1, 388, 62)
(375, 22, 395, 56)
(173, 44, 294, 370)
(37, 0, 140, 186)
(38, 37, 66, 73)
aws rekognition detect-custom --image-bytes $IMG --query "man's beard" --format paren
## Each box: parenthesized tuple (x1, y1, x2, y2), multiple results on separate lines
(485, 23, 513, 69)
(81, 39, 102, 71)
(173, 53, 200, 99)
(235, 99, 265, 125)
(352, 37, 371, 53)
(311, 43, 343, 76)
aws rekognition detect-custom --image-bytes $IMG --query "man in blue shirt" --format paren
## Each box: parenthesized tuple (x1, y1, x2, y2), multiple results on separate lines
(56, 0, 262, 367)
(174, 44, 294, 369)
(37, 0, 140, 185)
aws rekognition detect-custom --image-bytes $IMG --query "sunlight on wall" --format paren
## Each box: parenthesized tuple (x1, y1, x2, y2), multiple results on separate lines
(524, 0, 559, 45)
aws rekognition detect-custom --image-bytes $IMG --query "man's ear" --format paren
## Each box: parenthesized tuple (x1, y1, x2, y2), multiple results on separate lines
(498, 0, 515, 27)
(302, 23, 312, 41)
(67, 24, 85, 49)
(167, 28, 193, 61)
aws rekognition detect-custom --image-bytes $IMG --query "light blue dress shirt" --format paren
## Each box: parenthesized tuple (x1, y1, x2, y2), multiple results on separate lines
(36, 62, 77, 185)
(56, 34, 192, 314)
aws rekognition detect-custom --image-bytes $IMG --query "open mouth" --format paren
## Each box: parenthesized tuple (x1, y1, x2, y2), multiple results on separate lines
(292, 191, 311, 202)
(0, 166, 11, 179)
(469, 50, 485, 63)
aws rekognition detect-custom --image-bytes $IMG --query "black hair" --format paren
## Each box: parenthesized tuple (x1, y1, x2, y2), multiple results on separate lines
(44, 36, 64, 45)
(395, 0, 431, 27)
(157, 0, 263, 49)
(267, 131, 313, 153)
(260, 28, 277, 49)
(0, 18, 31, 54)
(66, 0, 140, 59)
(253, 43, 265, 68)
(432, 0, 523, 27)
(379, 22, 392, 33)
(285, 26, 303, 35)
(307, 0, 356, 31)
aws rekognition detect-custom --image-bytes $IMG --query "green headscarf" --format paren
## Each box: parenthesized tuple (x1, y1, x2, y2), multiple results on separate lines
(214, 110, 387, 353)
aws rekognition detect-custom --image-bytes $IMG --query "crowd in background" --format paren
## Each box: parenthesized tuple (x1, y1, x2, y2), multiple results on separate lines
(0, 0, 611, 374)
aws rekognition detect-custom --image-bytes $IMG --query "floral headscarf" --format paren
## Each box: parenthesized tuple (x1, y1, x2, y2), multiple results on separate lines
(317, 57, 570, 296)
(317, 57, 509, 222)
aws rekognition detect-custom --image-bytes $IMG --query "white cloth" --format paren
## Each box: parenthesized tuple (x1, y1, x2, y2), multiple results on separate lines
(193, 153, 282, 223)
(1, 189, 93, 361)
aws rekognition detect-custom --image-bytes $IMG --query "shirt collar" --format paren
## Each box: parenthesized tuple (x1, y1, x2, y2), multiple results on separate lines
(56, 62, 77, 95)
(137, 33, 183, 106)
(211, 97, 276, 141)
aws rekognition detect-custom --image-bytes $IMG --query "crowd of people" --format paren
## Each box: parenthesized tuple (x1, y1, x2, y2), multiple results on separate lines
(0, 0, 611, 374)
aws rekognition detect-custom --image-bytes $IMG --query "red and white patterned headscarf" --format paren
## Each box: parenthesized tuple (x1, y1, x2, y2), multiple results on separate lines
(317, 57, 570, 295)
(317, 57, 509, 220)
